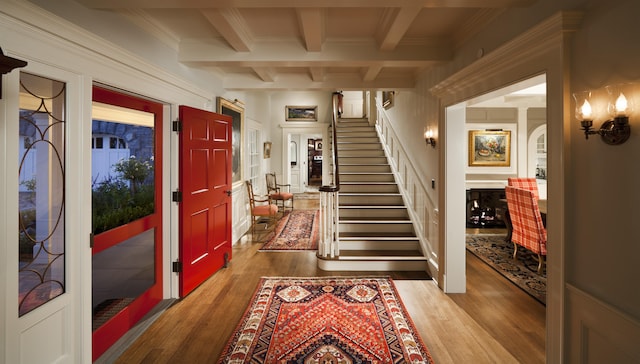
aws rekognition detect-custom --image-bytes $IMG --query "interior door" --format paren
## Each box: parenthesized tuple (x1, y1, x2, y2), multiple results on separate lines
(178, 106, 232, 297)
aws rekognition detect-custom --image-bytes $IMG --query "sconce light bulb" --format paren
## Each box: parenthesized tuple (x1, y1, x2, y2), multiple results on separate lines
(580, 99, 592, 120)
(615, 93, 628, 115)
(425, 129, 433, 139)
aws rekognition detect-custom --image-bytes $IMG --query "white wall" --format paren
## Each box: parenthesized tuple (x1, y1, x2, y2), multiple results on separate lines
(267, 91, 333, 182)
(405, 0, 640, 360)
(568, 0, 640, 320)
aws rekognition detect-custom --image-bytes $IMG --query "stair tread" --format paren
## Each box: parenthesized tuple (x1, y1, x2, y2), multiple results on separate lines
(340, 192, 401, 196)
(336, 250, 426, 258)
(340, 218, 412, 222)
(339, 236, 419, 241)
(339, 232, 417, 238)
(339, 205, 406, 208)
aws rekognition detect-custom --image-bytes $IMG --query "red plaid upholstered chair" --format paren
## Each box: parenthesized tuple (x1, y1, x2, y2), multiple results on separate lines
(507, 177, 540, 200)
(266, 172, 294, 212)
(246, 180, 279, 239)
(505, 186, 547, 273)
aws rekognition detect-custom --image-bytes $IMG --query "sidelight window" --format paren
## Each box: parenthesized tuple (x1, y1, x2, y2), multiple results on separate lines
(18, 72, 66, 316)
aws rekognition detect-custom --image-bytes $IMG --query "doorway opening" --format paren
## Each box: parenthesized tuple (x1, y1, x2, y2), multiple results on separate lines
(444, 74, 547, 293)
(308, 137, 323, 188)
(90, 87, 164, 361)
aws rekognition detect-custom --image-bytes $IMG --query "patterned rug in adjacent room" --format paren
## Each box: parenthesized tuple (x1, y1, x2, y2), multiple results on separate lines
(217, 277, 434, 363)
(466, 234, 546, 304)
(260, 210, 319, 251)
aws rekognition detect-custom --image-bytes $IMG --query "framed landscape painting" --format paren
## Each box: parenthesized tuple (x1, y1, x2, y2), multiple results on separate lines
(286, 105, 317, 121)
(468, 130, 511, 167)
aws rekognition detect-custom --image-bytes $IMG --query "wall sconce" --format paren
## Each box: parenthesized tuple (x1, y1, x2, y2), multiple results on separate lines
(424, 129, 436, 148)
(0, 47, 28, 99)
(573, 84, 633, 145)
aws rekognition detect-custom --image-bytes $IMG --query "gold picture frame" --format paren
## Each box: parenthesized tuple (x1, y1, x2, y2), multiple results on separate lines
(217, 97, 244, 185)
(468, 130, 511, 167)
(285, 105, 318, 121)
(382, 91, 395, 109)
(263, 142, 272, 159)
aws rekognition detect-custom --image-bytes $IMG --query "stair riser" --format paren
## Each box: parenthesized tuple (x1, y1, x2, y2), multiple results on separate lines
(339, 184, 398, 193)
(340, 195, 404, 205)
(337, 143, 382, 150)
(339, 173, 395, 182)
(339, 207, 409, 219)
(337, 130, 377, 137)
(338, 150, 385, 157)
(338, 240, 420, 250)
(340, 165, 391, 173)
(317, 259, 428, 272)
(336, 137, 379, 143)
(339, 223, 414, 234)
(339, 157, 388, 164)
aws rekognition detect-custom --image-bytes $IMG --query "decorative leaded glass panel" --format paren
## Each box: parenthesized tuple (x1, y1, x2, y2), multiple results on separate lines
(18, 72, 66, 316)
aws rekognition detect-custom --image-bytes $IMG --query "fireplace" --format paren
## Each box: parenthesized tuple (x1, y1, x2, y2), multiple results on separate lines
(466, 188, 507, 228)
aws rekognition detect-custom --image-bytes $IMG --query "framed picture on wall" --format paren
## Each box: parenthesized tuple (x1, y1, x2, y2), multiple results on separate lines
(286, 105, 318, 121)
(314, 140, 323, 151)
(382, 91, 395, 109)
(468, 130, 511, 167)
(263, 142, 272, 159)
(217, 97, 244, 185)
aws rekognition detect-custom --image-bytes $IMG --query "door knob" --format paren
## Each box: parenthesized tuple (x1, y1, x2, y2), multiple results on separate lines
(225, 190, 232, 196)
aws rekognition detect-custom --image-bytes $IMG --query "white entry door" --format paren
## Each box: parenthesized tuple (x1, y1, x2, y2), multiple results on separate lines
(2, 60, 89, 363)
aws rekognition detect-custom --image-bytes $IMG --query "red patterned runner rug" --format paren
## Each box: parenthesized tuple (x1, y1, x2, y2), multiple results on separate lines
(217, 277, 434, 363)
(260, 210, 319, 251)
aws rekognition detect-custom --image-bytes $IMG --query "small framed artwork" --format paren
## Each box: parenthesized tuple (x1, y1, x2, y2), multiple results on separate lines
(263, 141, 272, 159)
(286, 105, 318, 121)
(382, 91, 395, 109)
(314, 140, 323, 151)
(468, 130, 511, 167)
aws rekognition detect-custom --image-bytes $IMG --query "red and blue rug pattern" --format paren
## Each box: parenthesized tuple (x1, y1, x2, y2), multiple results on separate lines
(260, 210, 319, 251)
(217, 277, 434, 363)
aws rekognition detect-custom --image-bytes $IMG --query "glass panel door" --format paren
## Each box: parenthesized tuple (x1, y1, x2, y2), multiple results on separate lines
(90, 87, 163, 361)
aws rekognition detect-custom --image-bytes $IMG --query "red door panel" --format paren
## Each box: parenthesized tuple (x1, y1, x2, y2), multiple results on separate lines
(179, 106, 232, 297)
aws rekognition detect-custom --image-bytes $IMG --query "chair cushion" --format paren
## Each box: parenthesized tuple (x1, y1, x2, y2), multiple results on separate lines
(253, 204, 278, 216)
(269, 192, 294, 200)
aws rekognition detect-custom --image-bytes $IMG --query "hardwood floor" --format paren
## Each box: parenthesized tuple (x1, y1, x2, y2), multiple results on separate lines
(112, 199, 545, 364)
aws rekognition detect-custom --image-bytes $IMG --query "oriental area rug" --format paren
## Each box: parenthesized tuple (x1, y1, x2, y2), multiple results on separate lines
(260, 210, 319, 251)
(217, 277, 434, 364)
(466, 234, 546, 304)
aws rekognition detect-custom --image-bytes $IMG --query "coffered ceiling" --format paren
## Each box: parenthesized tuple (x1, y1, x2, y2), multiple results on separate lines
(72, 0, 536, 91)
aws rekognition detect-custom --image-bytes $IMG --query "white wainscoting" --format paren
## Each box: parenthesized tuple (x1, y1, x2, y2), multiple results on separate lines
(566, 284, 640, 363)
(374, 102, 439, 277)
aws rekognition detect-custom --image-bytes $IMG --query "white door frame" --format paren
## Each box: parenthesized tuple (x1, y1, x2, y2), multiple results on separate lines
(280, 124, 328, 189)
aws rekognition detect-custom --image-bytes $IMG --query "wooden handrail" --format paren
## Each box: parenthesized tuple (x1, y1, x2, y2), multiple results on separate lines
(318, 92, 341, 258)
(319, 92, 341, 193)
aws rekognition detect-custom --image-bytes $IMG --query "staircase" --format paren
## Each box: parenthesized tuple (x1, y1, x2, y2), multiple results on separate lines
(317, 118, 428, 271)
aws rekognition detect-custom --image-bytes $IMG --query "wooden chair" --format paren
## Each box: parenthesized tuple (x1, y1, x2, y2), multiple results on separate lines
(265, 172, 294, 212)
(246, 180, 279, 239)
(507, 177, 539, 200)
(505, 186, 547, 273)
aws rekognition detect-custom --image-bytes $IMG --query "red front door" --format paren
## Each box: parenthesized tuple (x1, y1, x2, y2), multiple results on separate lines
(178, 105, 233, 297)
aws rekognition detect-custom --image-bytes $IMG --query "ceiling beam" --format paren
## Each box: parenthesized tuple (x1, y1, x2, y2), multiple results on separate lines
(309, 67, 325, 82)
(252, 67, 275, 82)
(377, 7, 422, 51)
(75, 0, 536, 9)
(222, 72, 417, 91)
(362, 65, 383, 82)
(297, 8, 324, 52)
(179, 38, 452, 66)
(201, 8, 253, 52)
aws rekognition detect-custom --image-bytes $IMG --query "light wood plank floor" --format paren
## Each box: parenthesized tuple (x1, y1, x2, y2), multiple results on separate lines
(113, 198, 545, 363)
